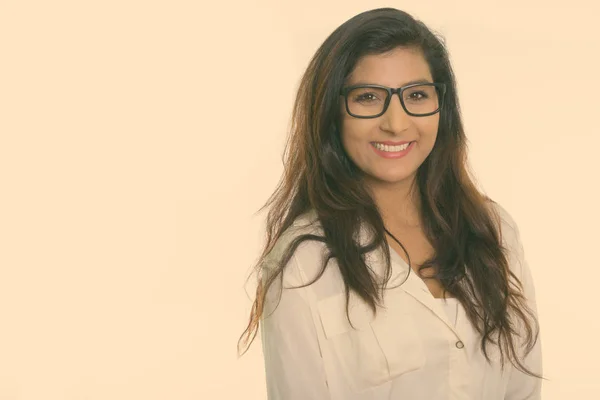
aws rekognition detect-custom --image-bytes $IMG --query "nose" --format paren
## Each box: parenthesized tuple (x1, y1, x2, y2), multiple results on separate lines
(380, 93, 411, 133)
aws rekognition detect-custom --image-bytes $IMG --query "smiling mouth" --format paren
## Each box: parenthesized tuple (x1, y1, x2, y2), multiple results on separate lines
(372, 141, 414, 152)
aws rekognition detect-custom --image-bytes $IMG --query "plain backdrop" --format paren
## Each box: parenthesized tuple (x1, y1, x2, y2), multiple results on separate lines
(1, 0, 599, 399)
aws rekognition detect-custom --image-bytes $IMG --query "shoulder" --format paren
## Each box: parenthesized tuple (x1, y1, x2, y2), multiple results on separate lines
(485, 199, 529, 280)
(267, 209, 324, 261)
(485, 199, 522, 246)
(262, 209, 328, 286)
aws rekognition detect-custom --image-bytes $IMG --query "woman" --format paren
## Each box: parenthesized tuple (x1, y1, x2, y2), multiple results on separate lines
(238, 7, 544, 400)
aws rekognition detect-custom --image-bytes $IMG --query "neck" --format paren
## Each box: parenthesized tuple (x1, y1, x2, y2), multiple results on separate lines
(366, 175, 423, 229)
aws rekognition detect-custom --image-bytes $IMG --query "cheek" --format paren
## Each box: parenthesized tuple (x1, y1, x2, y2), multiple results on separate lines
(417, 117, 440, 141)
(340, 121, 375, 159)
(340, 116, 374, 141)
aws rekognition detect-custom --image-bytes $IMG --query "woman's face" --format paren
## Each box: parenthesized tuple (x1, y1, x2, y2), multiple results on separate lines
(339, 47, 440, 188)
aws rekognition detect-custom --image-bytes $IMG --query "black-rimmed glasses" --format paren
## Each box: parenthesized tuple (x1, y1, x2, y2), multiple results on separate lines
(340, 82, 446, 118)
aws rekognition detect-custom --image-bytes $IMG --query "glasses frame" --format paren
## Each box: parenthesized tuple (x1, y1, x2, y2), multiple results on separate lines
(339, 82, 447, 119)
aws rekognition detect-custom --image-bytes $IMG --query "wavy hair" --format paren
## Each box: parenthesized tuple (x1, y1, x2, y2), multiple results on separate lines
(237, 7, 542, 378)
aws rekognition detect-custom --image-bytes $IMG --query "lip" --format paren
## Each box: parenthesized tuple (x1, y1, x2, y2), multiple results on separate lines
(371, 140, 413, 145)
(371, 141, 415, 159)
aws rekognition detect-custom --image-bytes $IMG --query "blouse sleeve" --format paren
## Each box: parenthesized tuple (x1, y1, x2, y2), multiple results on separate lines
(499, 206, 544, 400)
(260, 252, 330, 400)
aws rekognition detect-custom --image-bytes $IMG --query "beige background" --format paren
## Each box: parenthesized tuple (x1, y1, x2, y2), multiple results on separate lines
(1, 0, 598, 399)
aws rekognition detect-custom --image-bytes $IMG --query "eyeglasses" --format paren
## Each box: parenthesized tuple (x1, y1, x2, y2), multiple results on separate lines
(340, 82, 446, 118)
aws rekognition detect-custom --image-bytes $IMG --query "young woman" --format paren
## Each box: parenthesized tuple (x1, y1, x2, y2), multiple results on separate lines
(238, 7, 544, 400)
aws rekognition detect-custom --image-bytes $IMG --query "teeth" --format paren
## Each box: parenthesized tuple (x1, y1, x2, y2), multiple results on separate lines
(374, 142, 410, 152)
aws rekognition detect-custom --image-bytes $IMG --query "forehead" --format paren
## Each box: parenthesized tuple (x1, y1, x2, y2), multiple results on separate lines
(346, 47, 432, 87)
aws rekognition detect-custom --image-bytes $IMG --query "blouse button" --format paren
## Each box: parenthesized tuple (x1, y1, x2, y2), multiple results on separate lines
(455, 340, 464, 349)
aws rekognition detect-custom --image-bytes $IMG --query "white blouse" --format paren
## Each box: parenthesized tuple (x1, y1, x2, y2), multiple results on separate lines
(437, 297, 459, 328)
(259, 203, 542, 399)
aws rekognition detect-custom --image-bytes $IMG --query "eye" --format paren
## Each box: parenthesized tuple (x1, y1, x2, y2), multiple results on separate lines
(407, 91, 428, 101)
(404, 85, 437, 103)
(354, 92, 379, 103)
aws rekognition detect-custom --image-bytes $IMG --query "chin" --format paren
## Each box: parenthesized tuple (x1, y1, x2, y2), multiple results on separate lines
(372, 172, 415, 185)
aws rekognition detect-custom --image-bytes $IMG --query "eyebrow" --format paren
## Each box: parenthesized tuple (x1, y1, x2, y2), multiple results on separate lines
(348, 78, 433, 87)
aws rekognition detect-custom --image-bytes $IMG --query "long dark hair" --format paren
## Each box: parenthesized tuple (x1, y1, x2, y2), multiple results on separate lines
(238, 7, 542, 378)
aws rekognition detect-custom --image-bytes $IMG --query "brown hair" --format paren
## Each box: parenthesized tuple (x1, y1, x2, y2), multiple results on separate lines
(237, 7, 542, 379)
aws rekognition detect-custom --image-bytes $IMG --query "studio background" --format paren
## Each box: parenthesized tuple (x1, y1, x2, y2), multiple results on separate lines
(1, 1, 598, 399)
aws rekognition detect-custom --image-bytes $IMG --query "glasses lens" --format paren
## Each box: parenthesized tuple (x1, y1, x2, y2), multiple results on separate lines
(346, 87, 389, 117)
(402, 84, 441, 115)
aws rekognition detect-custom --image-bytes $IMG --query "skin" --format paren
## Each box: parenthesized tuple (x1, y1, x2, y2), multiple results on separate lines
(339, 46, 440, 228)
(339, 46, 450, 297)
